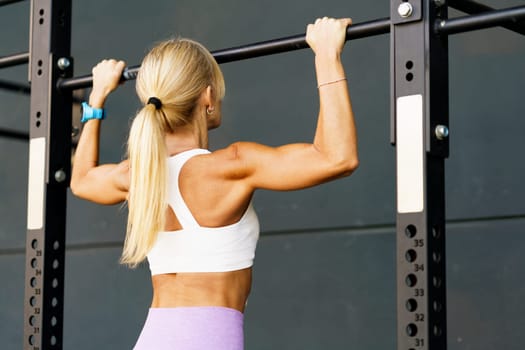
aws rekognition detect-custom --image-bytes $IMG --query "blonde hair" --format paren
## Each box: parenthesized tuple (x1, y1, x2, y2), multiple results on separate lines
(121, 38, 225, 267)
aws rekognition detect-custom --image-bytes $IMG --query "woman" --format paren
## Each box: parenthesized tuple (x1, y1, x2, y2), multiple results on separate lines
(71, 17, 358, 350)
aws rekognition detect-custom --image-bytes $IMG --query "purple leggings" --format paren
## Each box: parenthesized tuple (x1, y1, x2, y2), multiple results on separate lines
(133, 307, 244, 350)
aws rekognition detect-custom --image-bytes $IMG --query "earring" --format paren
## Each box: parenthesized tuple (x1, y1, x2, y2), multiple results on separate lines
(206, 106, 215, 115)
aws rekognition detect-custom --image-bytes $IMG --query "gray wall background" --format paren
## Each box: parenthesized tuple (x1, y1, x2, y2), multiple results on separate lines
(1, 0, 524, 349)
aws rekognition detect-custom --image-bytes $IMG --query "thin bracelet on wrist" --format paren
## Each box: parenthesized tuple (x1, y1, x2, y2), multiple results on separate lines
(317, 77, 347, 89)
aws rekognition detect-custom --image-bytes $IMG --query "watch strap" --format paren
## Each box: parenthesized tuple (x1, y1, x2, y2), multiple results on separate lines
(81, 102, 106, 123)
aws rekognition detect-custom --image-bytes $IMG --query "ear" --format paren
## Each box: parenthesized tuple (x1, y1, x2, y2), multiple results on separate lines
(202, 85, 213, 108)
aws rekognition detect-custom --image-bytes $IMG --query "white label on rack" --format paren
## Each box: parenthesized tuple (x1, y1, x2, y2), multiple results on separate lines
(396, 94, 424, 213)
(27, 137, 46, 230)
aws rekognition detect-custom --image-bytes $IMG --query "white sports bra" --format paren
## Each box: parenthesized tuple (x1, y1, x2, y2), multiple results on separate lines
(147, 149, 260, 275)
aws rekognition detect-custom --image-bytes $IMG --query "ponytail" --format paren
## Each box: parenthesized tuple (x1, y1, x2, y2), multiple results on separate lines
(120, 37, 226, 267)
(121, 105, 168, 267)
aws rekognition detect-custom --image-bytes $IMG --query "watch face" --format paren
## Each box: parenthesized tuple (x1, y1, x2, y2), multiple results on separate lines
(81, 102, 92, 122)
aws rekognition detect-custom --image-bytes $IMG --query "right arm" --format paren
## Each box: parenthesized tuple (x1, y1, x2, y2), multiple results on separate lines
(220, 17, 358, 191)
(70, 60, 129, 204)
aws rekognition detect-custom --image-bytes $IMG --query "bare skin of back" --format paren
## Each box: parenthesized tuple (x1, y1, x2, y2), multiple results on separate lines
(151, 270, 252, 312)
(151, 155, 254, 313)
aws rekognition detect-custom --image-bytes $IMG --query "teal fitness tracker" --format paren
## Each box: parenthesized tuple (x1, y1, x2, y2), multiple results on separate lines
(81, 102, 106, 123)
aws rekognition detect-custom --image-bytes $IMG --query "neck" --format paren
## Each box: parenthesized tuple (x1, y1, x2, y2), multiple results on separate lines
(164, 109, 210, 156)
(164, 126, 208, 156)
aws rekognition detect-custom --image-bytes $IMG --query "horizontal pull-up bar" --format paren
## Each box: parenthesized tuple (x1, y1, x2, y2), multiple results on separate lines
(0, 0, 27, 7)
(437, 5, 525, 35)
(0, 80, 83, 103)
(0, 127, 28, 141)
(57, 17, 391, 91)
(0, 79, 30, 94)
(0, 51, 29, 69)
(448, 0, 525, 36)
(212, 17, 391, 63)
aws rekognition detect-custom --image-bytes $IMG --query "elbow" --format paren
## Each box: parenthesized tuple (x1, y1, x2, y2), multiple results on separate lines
(69, 176, 87, 199)
(313, 144, 359, 179)
(334, 156, 359, 178)
(69, 179, 81, 198)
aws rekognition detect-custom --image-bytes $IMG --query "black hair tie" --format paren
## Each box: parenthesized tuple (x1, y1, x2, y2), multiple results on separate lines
(147, 97, 162, 110)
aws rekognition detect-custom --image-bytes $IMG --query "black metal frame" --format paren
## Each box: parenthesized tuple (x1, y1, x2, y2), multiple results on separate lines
(0, 0, 523, 349)
(23, 1, 73, 350)
(391, 0, 449, 348)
